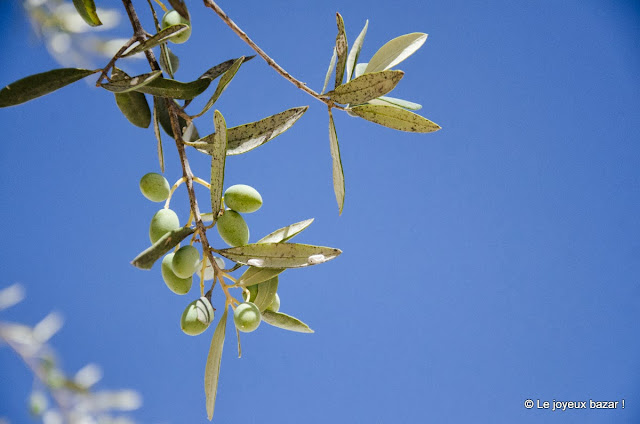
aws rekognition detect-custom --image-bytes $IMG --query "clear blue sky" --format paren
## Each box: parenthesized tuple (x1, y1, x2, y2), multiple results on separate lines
(1, 0, 639, 423)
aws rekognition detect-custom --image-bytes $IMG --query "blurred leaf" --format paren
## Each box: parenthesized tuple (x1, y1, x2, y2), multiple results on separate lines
(262, 310, 314, 333)
(167, 0, 190, 20)
(0, 284, 25, 310)
(348, 104, 441, 133)
(368, 95, 422, 110)
(328, 110, 345, 214)
(354, 62, 368, 79)
(134, 77, 210, 100)
(122, 25, 189, 57)
(237, 267, 284, 287)
(0, 68, 97, 108)
(72, 0, 102, 27)
(345, 20, 368, 82)
(195, 57, 244, 118)
(33, 312, 63, 343)
(131, 226, 195, 269)
(365, 32, 428, 73)
(210, 110, 227, 222)
(159, 45, 179, 78)
(321, 47, 337, 94)
(214, 243, 342, 269)
(253, 276, 279, 312)
(334, 13, 348, 88)
(102, 69, 163, 93)
(152, 98, 165, 172)
(327, 70, 403, 105)
(257, 218, 314, 243)
(205, 307, 227, 421)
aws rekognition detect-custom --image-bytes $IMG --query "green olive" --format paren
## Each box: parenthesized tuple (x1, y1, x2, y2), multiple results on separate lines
(216, 209, 249, 247)
(161, 10, 192, 44)
(149, 208, 180, 243)
(161, 252, 192, 294)
(171, 245, 200, 279)
(266, 293, 280, 312)
(233, 302, 261, 333)
(223, 184, 263, 213)
(180, 297, 215, 336)
(139, 173, 170, 202)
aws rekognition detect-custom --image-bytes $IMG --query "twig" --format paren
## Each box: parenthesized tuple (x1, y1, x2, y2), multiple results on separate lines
(95, 36, 136, 85)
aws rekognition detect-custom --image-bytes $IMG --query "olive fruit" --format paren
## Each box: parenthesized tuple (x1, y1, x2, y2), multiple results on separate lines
(202, 256, 225, 280)
(161, 10, 192, 44)
(139, 173, 170, 202)
(161, 252, 192, 294)
(216, 209, 249, 247)
(266, 293, 280, 312)
(223, 184, 263, 213)
(242, 285, 259, 302)
(171, 245, 200, 279)
(149, 208, 180, 243)
(233, 302, 261, 333)
(180, 297, 215, 336)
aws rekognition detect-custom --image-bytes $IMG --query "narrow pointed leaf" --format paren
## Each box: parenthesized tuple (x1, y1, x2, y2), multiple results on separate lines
(365, 33, 428, 73)
(115, 90, 151, 128)
(368, 95, 422, 111)
(152, 98, 165, 172)
(334, 13, 348, 88)
(131, 226, 195, 269)
(198, 56, 255, 82)
(72, 0, 102, 27)
(122, 25, 189, 58)
(134, 77, 211, 100)
(155, 97, 199, 140)
(0, 68, 97, 108)
(262, 310, 314, 333)
(159, 45, 178, 78)
(167, 0, 189, 20)
(253, 277, 279, 312)
(102, 69, 163, 93)
(328, 110, 345, 214)
(214, 243, 341, 269)
(194, 57, 244, 118)
(210, 110, 227, 222)
(237, 267, 285, 287)
(321, 47, 337, 95)
(205, 307, 227, 421)
(327, 70, 403, 105)
(349, 104, 441, 133)
(345, 20, 368, 82)
(257, 218, 314, 243)
(354, 62, 368, 79)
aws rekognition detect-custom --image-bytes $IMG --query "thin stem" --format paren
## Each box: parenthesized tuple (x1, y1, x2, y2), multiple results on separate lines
(95, 36, 136, 86)
(202, 0, 346, 111)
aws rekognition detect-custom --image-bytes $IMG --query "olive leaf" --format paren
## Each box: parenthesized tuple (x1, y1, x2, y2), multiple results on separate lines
(159, 45, 179, 78)
(367, 95, 422, 111)
(115, 90, 151, 128)
(364, 32, 428, 74)
(321, 47, 337, 95)
(213, 243, 342, 269)
(210, 110, 227, 223)
(236, 267, 285, 287)
(334, 13, 348, 89)
(345, 20, 368, 83)
(198, 56, 255, 82)
(353, 62, 368, 79)
(261, 310, 314, 333)
(0, 68, 97, 108)
(167, 0, 189, 20)
(194, 57, 245, 118)
(328, 110, 345, 214)
(131, 226, 195, 270)
(134, 77, 210, 100)
(257, 218, 314, 243)
(155, 97, 199, 140)
(205, 307, 227, 421)
(348, 104, 441, 133)
(72, 0, 102, 27)
(326, 70, 404, 105)
(152, 98, 165, 172)
(101, 69, 163, 93)
(253, 276, 279, 312)
(122, 25, 189, 57)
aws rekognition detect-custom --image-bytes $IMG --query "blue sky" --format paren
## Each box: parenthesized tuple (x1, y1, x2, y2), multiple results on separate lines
(1, 0, 639, 423)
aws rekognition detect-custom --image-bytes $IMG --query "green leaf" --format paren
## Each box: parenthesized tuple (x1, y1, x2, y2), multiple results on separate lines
(131, 226, 195, 270)
(205, 307, 227, 421)
(194, 57, 244, 118)
(159, 45, 179, 78)
(321, 47, 337, 95)
(122, 25, 189, 58)
(261, 310, 314, 333)
(348, 104, 441, 133)
(166, 0, 190, 20)
(328, 110, 345, 214)
(214, 243, 342, 269)
(253, 276, 279, 312)
(237, 267, 285, 287)
(364, 33, 428, 74)
(155, 97, 199, 140)
(134, 77, 211, 100)
(115, 90, 151, 128)
(327, 70, 404, 105)
(189, 107, 308, 156)
(101, 68, 163, 93)
(345, 20, 368, 83)
(198, 56, 255, 82)
(72, 0, 102, 27)
(257, 218, 314, 243)
(0, 68, 97, 108)
(210, 110, 227, 223)
(368, 95, 422, 111)
(152, 98, 165, 172)
(334, 13, 348, 89)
